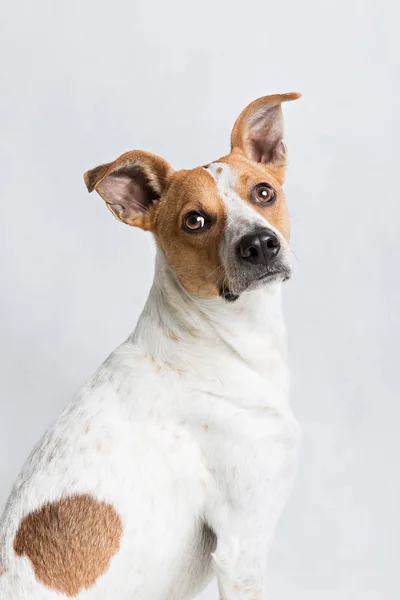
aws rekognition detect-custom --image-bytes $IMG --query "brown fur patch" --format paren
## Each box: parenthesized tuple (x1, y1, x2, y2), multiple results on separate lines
(14, 494, 122, 597)
(153, 167, 227, 297)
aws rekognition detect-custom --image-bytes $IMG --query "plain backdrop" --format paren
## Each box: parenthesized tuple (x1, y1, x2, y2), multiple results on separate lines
(1, 1, 399, 598)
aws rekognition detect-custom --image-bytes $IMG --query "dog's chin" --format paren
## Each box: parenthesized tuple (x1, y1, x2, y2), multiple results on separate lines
(253, 268, 291, 287)
(219, 266, 291, 302)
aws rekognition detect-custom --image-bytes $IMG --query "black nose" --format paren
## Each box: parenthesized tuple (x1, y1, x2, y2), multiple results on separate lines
(237, 229, 280, 266)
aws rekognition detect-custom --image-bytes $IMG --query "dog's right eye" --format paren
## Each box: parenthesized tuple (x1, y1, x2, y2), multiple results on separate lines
(183, 211, 210, 233)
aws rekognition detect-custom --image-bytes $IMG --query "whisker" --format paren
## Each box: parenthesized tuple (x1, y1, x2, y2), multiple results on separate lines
(205, 264, 224, 282)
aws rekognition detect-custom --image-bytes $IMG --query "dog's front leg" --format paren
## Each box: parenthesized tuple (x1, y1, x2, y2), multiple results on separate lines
(204, 435, 297, 599)
(211, 520, 271, 600)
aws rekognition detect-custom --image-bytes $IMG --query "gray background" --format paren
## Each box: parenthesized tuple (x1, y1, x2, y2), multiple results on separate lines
(1, 1, 399, 598)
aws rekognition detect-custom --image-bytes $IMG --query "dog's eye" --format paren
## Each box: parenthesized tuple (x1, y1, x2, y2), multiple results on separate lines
(251, 183, 276, 205)
(183, 212, 209, 233)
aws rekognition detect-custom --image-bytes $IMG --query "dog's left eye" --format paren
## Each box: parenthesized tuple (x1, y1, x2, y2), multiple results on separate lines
(251, 183, 276, 205)
(183, 211, 209, 233)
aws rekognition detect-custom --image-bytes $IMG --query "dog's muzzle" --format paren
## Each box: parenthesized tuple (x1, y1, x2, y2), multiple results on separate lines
(220, 227, 291, 301)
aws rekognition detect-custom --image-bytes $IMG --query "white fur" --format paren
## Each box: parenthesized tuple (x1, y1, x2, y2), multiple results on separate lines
(0, 174, 300, 599)
(205, 162, 292, 292)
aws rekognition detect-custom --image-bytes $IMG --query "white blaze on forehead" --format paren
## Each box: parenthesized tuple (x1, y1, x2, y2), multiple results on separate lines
(204, 162, 267, 233)
(203, 162, 291, 287)
(204, 162, 272, 270)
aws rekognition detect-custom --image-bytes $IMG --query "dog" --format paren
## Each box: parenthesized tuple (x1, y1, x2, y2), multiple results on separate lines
(0, 92, 301, 600)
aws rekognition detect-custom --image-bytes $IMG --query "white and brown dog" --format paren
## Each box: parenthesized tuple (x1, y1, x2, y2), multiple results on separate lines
(0, 92, 301, 600)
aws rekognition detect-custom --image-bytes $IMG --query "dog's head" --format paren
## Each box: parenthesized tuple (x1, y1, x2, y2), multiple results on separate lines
(84, 93, 300, 301)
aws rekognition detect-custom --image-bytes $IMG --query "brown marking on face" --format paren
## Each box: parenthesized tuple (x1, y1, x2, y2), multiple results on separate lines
(85, 94, 299, 298)
(153, 167, 227, 298)
(153, 154, 290, 298)
(14, 494, 122, 597)
(218, 153, 291, 241)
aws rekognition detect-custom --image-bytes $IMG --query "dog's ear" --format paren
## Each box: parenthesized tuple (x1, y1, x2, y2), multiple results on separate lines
(231, 92, 301, 177)
(84, 150, 174, 230)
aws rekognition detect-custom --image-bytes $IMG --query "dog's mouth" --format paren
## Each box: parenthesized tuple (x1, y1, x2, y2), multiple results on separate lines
(256, 270, 290, 283)
(219, 266, 291, 302)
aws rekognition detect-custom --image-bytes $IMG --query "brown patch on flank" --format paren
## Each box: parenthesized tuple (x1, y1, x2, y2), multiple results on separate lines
(202, 423, 209, 431)
(169, 331, 180, 342)
(0, 568, 6, 576)
(14, 494, 122, 597)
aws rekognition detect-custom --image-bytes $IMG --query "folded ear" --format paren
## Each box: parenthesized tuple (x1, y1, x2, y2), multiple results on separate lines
(84, 150, 174, 230)
(231, 92, 301, 174)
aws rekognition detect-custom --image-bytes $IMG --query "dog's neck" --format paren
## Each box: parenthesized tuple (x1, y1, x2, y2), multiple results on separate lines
(130, 250, 288, 383)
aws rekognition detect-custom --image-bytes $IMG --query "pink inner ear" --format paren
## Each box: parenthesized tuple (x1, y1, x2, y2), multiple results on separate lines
(98, 171, 150, 213)
(247, 106, 285, 164)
